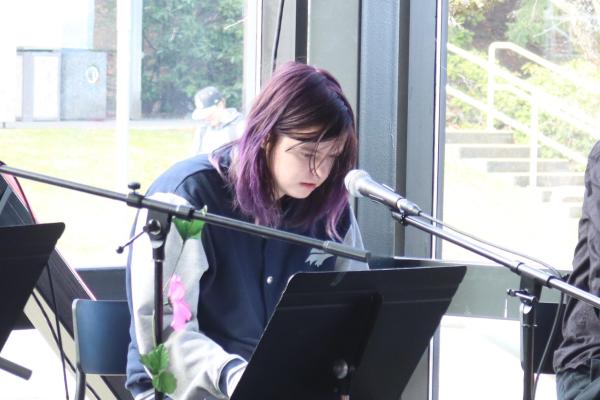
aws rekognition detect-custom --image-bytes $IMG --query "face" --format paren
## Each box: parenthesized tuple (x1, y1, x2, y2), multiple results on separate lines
(269, 135, 344, 200)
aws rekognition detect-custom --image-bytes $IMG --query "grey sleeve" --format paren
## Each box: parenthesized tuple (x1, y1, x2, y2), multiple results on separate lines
(130, 192, 246, 400)
(334, 205, 369, 271)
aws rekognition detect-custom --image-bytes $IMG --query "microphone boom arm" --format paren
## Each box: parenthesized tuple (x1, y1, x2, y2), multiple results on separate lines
(0, 164, 370, 263)
(393, 210, 600, 400)
(394, 211, 600, 308)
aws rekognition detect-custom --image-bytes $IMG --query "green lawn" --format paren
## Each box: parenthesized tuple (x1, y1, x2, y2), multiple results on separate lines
(0, 127, 195, 189)
(0, 127, 195, 266)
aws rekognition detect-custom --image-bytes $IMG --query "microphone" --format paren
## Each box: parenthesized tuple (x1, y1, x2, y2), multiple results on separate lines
(344, 169, 422, 216)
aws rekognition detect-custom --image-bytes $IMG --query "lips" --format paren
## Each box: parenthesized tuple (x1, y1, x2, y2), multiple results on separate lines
(300, 182, 317, 189)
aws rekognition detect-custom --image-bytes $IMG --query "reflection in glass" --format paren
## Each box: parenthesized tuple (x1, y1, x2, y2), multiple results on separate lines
(0, 1, 245, 268)
(441, 2, 600, 399)
(444, 0, 600, 269)
(0, 2, 247, 398)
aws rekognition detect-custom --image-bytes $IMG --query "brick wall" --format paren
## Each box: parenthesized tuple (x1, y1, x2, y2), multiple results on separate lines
(93, 0, 116, 117)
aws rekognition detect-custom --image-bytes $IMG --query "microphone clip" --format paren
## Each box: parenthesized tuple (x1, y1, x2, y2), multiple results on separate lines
(116, 220, 161, 254)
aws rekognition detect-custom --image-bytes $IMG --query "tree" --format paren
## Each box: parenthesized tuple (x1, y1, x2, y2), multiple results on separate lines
(448, 0, 507, 48)
(142, 0, 243, 116)
(506, 0, 550, 52)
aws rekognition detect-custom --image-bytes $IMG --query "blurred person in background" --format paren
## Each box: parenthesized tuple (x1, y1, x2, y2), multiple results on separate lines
(191, 86, 244, 155)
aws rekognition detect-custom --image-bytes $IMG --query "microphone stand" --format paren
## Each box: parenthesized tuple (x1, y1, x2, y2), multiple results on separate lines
(0, 165, 369, 262)
(0, 162, 370, 400)
(0, 163, 370, 399)
(391, 210, 600, 400)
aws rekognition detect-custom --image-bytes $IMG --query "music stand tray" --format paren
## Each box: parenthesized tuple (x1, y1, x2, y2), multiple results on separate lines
(0, 223, 65, 359)
(232, 264, 466, 400)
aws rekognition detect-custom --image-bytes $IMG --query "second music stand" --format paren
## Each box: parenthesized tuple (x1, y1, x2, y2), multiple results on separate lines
(232, 264, 466, 400)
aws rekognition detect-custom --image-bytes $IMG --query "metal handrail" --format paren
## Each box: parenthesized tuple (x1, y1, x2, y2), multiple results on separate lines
(447, 41, 599, 185)
(489, 41, 600, 95)
(448, 43, 599, 136)
(447, 86, 588, 166)
(494, 83, 599, 139)
(488, 42, 600, 134)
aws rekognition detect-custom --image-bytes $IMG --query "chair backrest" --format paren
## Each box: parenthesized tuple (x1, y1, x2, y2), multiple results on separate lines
(72, 299, 130, 375)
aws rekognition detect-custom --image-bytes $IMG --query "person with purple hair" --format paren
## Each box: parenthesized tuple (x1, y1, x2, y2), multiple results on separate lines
(125, 61, 367, 400)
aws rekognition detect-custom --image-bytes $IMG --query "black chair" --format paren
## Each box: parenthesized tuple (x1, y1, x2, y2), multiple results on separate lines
(72, 299, 130, 400)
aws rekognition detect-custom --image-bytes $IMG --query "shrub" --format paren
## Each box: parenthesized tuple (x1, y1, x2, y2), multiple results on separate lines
(142, 0, 243, 116)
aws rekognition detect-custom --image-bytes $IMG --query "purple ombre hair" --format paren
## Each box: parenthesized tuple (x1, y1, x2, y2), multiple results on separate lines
(215, 62, 357, 240)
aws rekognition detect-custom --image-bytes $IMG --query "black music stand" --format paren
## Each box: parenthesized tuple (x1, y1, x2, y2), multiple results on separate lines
(0, 223, 65, 379)
(232, 264, 466, 400)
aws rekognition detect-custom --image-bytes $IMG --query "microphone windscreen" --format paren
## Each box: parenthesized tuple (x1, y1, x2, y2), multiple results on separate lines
(344, 169, 370, 198)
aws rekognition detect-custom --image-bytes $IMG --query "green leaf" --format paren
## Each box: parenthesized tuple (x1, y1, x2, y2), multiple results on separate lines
(153, 370, 178, 394)
(140, 344, 169, 375)
(173, 206, 207, 240)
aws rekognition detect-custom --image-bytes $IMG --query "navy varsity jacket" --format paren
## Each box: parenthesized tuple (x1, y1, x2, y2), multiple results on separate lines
(125, 151, 367, 399)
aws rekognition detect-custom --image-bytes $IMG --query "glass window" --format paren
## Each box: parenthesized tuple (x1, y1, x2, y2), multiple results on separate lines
(1, 0, 247, 268)
(443, 0, 599, 267)
(440, 1, 600, 398)
(0, 1, 251, 398)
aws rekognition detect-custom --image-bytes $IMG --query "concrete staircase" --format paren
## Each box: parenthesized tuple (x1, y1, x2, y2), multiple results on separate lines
(446, 129, 585, 218)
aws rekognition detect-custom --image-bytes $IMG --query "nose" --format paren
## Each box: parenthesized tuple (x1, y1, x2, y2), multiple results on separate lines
(310, 156, 332, 178)
(308, 162, 320, 178)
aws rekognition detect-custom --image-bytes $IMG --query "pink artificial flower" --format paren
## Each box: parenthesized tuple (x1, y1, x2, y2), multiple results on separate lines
(168, 275, 192, 331)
